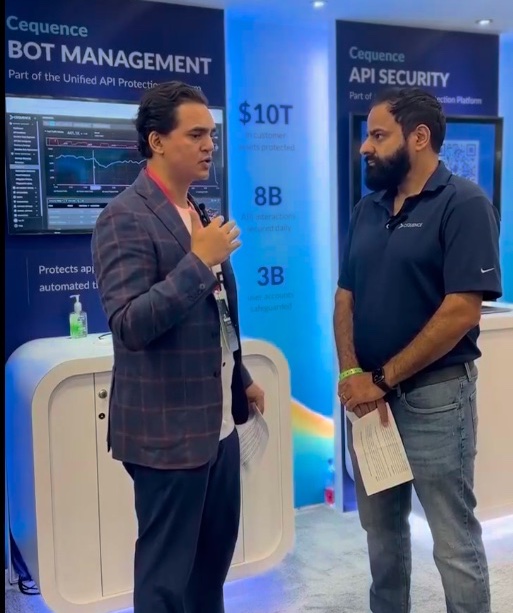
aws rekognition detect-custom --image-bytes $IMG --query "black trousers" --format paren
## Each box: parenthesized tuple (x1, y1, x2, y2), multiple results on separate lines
(124, 429, 241, 613)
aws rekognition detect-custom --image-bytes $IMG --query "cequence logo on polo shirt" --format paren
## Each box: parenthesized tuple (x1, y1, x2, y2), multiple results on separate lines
(398, 222, 423, 229)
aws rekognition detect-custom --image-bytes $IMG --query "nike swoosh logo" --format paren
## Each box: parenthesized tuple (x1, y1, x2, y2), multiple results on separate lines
(481, 267, 494, 273)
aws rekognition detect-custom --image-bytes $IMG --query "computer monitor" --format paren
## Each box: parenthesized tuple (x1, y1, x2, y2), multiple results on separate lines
(349, 113, 503, 212)
(5, 95, 226, 235)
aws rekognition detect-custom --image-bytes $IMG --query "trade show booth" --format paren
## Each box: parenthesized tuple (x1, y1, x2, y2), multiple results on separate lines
(3, 2, 513, 611)
(5, 335, 294, 613)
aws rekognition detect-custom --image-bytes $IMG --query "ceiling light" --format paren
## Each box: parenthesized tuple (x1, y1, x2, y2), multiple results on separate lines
(476, 19, 493, 26)
(312, 0, 326, 8)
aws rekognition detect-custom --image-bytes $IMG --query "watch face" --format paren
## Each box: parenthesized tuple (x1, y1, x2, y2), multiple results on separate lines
(373, 369, 384, 383)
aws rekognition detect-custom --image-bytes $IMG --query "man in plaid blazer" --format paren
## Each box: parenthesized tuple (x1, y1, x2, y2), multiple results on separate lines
(92, 81, 264, 613)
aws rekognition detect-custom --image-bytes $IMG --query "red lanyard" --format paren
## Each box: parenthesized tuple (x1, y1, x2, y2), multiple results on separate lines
(145, 167, 190, 210)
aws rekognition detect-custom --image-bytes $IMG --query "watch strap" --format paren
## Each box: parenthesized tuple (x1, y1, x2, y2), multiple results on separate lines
(372, 367, 393, 393)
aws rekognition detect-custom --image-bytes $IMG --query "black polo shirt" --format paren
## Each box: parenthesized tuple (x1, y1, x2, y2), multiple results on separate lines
(338, 162, 502, 373)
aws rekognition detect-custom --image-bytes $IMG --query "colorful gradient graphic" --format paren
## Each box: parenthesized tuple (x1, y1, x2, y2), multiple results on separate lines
(290, 399, 335, 504)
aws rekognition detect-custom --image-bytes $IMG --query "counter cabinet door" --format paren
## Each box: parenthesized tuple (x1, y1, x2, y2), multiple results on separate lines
(49, 373, 103, 602)
(94, 371, 137, 598)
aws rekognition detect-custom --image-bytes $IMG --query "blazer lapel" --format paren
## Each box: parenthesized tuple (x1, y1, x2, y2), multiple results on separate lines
(133, 170, 191, 253)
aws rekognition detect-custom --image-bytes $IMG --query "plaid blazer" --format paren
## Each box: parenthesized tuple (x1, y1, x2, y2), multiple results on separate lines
(91, 170, 252, 469)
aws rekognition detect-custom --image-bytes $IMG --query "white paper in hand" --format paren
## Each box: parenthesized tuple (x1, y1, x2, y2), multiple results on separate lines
(236, 403, 269, 474)
(349, 406, 413, 496)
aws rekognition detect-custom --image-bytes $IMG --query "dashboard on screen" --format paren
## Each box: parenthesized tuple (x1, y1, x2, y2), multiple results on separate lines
(5, 95, 226, 235)
(349, 113, 503, 213)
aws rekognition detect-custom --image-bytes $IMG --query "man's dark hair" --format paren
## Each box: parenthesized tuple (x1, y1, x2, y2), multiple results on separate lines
(135, 81, 208, 158)
(371, 87, 446, 153)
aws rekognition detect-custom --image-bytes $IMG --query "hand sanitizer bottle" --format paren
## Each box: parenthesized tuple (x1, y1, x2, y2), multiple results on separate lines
(69, 294, 88, 338)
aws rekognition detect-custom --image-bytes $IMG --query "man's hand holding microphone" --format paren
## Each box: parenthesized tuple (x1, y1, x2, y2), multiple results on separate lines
(190, 208, 241, 267)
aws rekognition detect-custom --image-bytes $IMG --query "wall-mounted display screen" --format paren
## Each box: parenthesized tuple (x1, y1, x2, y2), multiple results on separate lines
(350, 113, 503, 213)
(5, 95, 226, 235)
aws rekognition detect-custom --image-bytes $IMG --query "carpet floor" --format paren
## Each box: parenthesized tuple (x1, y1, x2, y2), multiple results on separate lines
(5, 506, 513, 612)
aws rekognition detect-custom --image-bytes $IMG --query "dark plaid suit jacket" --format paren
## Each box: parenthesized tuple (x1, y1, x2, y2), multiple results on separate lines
(91, 169, 252, 469)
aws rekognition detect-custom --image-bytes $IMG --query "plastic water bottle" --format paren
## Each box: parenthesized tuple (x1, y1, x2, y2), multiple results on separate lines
(324, 458, 335, 506)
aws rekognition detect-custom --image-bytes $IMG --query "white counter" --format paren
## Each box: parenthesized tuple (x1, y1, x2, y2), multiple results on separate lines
(471, 303, 513, 521)
(5, 334, 294, 613)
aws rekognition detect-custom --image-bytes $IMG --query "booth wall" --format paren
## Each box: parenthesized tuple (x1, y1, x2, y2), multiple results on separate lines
(336, 21, 500, 247)
(5, 2, 510, 568)
(225, 13, 338, 508)
(4, 0, 226, 363)
(499, 33, 513, 302)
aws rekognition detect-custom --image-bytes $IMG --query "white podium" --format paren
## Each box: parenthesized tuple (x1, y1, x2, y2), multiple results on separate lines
(341, 304, 513, 522)
(5, 334, 294, 613)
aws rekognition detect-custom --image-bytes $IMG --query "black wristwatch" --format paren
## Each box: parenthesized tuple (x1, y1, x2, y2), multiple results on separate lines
(372, 367, 393, 394)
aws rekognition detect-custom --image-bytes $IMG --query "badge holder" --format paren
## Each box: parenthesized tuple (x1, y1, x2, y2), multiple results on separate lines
(215, 294, 240, 352)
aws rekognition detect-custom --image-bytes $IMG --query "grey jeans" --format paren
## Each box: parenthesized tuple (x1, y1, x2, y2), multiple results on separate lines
(348, 364, 491, 613)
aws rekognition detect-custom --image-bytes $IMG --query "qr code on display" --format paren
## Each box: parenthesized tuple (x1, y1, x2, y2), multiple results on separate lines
(440, 140, 479, 184)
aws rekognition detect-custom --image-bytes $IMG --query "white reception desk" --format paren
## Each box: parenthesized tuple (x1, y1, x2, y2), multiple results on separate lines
(5, 335, 294, 613)
(343, 304, 513, 522)
(470, 305, 513, 521)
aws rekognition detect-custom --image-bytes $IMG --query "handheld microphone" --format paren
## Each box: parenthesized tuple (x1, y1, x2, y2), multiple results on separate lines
(198, 203, 211, 226)
(188, 194, 211, 227)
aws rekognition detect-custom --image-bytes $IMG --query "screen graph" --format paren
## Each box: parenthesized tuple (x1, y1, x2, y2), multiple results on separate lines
(5, 96, 227, 234)
(48, 139, 145, 188)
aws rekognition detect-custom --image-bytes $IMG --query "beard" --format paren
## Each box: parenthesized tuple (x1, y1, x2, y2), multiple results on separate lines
(363, 144, 411, 192)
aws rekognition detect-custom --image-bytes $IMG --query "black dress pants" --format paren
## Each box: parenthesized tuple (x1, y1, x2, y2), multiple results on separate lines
(124, 429, 241, 613)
